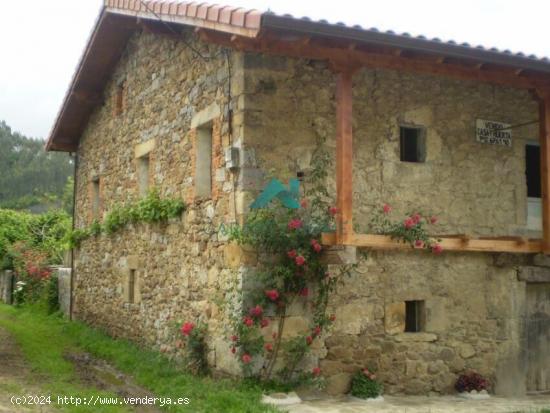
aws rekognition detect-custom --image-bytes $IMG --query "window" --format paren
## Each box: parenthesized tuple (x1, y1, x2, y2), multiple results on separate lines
(128, 269, 136, 304)
(195, 125, 213, 198)
(137, 155, 150, 197)
(526, 143, 542, 230)
(400, 126, 426, 163)
(91, 177, 100, 219)
(405, 300, 425, 332)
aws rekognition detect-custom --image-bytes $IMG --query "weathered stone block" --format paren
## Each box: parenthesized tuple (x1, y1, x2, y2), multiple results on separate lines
(223, 243, 257, 268)
(325, 373, 351, 395)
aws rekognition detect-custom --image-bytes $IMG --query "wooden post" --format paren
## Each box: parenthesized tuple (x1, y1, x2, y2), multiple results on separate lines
(538, 90, 550, 254)
(335, 69, 355, 244)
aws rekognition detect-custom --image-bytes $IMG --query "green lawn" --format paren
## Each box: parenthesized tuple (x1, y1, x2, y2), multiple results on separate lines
(0, 304, 278, 413)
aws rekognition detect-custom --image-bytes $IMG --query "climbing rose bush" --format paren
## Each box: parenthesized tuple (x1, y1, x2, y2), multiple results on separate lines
(350, 367, 383, 399)
(225, 197, 353, 382)
(369, 204, 442, 253)
(455, 372, 489, 393)
(180, 321, 208, 375)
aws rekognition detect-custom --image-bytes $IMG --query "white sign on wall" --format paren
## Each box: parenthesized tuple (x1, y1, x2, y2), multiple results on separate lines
(476, 119, 512, 147)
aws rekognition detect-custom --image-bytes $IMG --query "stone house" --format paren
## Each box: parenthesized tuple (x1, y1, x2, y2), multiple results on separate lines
(46, 1, 550, 396)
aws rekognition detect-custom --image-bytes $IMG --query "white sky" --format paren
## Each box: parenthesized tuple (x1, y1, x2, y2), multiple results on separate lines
(1, 0, 550, 139)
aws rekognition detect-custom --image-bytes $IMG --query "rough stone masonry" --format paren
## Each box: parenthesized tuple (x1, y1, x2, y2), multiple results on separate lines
(72, 29, 550, 395)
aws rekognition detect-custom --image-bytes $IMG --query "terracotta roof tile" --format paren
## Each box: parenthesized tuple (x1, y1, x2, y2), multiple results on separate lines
(196, 3, 209, 19)
(206, 4, 223, 22)
(187, 2, 198, 17)
(230, 7, 245, 27)
(218, 6, 237, 24)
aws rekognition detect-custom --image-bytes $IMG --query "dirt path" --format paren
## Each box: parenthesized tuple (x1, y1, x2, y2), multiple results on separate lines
(0, 326, 162, 413)
(0, 327, 55, 413)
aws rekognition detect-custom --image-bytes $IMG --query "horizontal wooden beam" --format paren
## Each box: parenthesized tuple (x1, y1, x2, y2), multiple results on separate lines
(321, 232, 542, 254)
(197, 30, 550, 90)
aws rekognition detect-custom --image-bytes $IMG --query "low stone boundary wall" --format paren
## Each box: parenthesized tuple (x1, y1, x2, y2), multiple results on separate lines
(0, 270, 14, 304)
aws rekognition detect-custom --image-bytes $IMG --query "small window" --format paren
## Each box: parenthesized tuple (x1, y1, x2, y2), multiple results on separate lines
(405, 300, 425, 332)
(195, 125, 213, 198)
(400, 126, 426, 163)
(114, 82, 126, 116)
(91, 177, 100, 219)
(137, 155, 150, 197)
(128, 269, 136, 304)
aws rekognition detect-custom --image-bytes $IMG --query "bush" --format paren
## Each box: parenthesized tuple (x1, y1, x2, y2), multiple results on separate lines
(350, 368, 383, 399)
(455, 372, 489, 393)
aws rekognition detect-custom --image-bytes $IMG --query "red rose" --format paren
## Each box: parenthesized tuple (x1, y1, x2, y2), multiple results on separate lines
(313, 325, 321, 336)
(404, 218, 415, 229)
(249, 305, 263, 317)
(299, 287, 309, 297)
(180, 322, 195, 336)
(260, 318, 269, 328)
(312, 367, 321, 376)
(432, 244, 443, 255)
(313, 243, 322, 253)
(295, 256, 306, 266)
(430, 216, 438, 224)
(265, 289, 279, 301)
(412, 213, 422, 224)
(383, 204, 392, 214)
(306, 336, 313, 345)
(288, 219, 303, 230)
(264, 343, 273, 352)
(363, 368, 371, 376)
(241, 354, 252, 364)
(300, 199, 308, 208)
(414, 239, 424, 248)
(231, 347, 236, 354)
(329, 206, 339, 216)
(287, 250, 297, 259)
(231, 335, 238, 342)
(272, 332, 277, 339)
(243, 317, 254, 327)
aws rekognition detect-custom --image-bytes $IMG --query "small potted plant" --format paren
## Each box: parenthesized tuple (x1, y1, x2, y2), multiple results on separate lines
(455, 371, 490, 399)
(349, 368, 383, 401)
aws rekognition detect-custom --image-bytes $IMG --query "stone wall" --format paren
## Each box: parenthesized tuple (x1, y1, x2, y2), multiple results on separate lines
(238, 52, 541, 395)
(72, 30, 248, 374)
(0, 270, 13, 304)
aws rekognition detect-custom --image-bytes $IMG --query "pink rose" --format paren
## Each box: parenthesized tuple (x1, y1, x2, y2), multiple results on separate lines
(412, 213, 422, 224)
(383, 204, 392, 214)
(295, 256, 306, 266)
(312, 367, 321, 376)
(306, 336, 313, 345)
(287, 249, 297, 259)
(313, 242, 322, 253)
(241, 354, 252, 364)
(260, 318, 269, 328)
(265, 343, 273, 352)
(313, 325, 321, 336)
(249, 305, 263, 317)
(404, 218, 415, 229)
(430, 216, 438, 224)
(329, 206, 339, 216)
(414, 239, 424, 248)
(231, 335, 238, 342)
(265, 289, 279, 301)
(432, 244, 443, 255)
(243, 317, 254, 327)
(288, 219, 303, 230)
(180, 322, 195, 336)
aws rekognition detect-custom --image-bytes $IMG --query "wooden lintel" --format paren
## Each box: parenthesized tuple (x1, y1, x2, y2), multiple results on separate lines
(71, 91, 103, 105)
(321, 232, 542, 254)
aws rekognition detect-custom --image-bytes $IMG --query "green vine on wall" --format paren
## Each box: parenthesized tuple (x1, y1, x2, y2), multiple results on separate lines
(68, 190, 186, 248)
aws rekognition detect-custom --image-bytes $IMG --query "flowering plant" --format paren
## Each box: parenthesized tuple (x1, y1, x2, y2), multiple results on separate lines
(179, 320, 208, 375)
(350, 367, 383, 399)
(455, 371, 489, 393)
(369, 204, 442, 254)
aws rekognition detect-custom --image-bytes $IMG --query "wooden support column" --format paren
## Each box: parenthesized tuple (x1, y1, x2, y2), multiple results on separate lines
(538, 90, 550, 254)
(334, 67, 355, 244)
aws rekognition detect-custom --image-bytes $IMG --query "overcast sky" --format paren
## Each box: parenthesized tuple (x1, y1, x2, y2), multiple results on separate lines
(1, 0, 550, 140)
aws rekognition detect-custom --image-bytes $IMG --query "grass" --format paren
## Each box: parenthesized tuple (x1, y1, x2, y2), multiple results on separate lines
(0, 303, 279, 413)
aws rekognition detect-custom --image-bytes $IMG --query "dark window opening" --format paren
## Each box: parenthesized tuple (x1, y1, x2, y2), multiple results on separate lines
(405, 300, 425, 332)
(115, 82, 126, 116)
(128, 269, 136, 304)
(91, 177, 100, 219)
(400, 126, 426, 163)
(526, 144, 541, 198)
